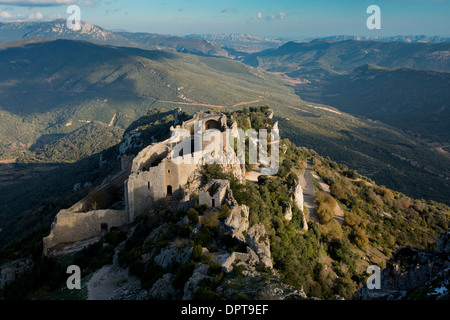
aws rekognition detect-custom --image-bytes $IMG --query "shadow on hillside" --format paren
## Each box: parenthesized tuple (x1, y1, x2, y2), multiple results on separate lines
(29, 133, 67, 151)
(0, 150, 122, 249)
(0, 39, 180, 116)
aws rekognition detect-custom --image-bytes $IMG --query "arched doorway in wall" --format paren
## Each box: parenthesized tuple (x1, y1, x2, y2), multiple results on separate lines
(204, 119, 221, 131)
(101, 223, 108, 234)
(167, 185, 173, 196)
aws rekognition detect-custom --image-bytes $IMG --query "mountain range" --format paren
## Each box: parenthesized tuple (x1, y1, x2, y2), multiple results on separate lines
(244, 39, 450, 74)
(0, 32, 448, 206)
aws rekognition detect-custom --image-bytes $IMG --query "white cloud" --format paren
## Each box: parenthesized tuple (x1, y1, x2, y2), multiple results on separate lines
(0, 0, 101, 7)
(264, 12, 288, 21)
(0, 10, 14, 18)
(47, 12, 62, 19)
(221, 8, 237, 14)
(27, 11, 44, 19)
(257, 12, 262, 19)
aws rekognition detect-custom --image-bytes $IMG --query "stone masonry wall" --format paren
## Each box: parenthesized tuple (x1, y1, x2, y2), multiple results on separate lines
(43, 209, 127, 254)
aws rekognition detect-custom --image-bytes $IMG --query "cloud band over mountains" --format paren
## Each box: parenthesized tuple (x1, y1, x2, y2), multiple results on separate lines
(0, 0, 100, 6)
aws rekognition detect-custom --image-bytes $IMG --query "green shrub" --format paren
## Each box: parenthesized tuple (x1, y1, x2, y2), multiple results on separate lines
(188, 208, 199, 224)
(219, 205, 231, 220)
(207, 262, 224, 276)
(179, 224, 192, 238)
(191, 244, 203, 262)
(173, 262, 196, 289)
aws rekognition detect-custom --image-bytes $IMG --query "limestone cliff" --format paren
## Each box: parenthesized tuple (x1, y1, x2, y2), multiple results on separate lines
(245, 223, 273, 269)
(354, 231, 450, 300)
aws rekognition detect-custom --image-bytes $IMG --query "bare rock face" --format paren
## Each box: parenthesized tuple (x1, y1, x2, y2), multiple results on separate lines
(148, 273, 179, 300)
(353, 231, 450, 300)
(218, 274, 309, 300)
(182, 264, 211, 300)
(292, 182, 308, 231)
(0, 259, 33, 289)
(436, 230, 450, 254)
(245, 223, 273, 269)
(154, 244, 193, 269)
(283, 202, 293, 221)
(224, 204, 249, 241)
(215, 247, 261, 273)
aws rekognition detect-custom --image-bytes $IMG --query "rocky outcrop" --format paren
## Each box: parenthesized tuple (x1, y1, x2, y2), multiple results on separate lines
(354, 231, 450, 300)
(436, 230, 450, 254)
(292, 181, 308, 231)
(218, 274, 309, 300)
(182, 264, 211, 300)
(148, 273, 179, 300)
(283, 202, 293, 221)
(224, 200, 249, 241)
(213, 248, 260, 273)
(154, 243, 193, 269)
(0, 259, 33, 289)
(245, 224, 273, 269)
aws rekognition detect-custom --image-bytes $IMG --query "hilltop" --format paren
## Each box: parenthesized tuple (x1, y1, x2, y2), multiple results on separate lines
(185, 33, 284, 53)
(0, 107, 448, 300)
(0, 20, 135, 47)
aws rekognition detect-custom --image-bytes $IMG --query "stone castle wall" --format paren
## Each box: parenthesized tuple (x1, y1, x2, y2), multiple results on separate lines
(43, 209, 127, 255)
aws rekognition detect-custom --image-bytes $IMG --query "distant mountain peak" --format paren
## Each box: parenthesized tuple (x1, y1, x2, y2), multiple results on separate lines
(0, 19, 133, 47)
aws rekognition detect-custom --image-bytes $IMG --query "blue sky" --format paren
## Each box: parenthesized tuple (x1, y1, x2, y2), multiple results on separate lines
(0, 0, 449, 38)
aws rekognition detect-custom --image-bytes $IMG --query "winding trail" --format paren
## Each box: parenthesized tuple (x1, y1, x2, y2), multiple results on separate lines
(301, 159, 344, 225)
(301, 159, 319, 223)
(137, 94, 264, 109)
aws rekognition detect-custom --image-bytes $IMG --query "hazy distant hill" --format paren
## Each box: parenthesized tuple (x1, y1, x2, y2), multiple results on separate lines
(0, 38, 299, 159)
(299, 64, 450, 144)
(321, 35, 450, 43)
(118, 32, 245, 59)
(244, 39, 450, 73)
(0, 20, 248, 59)
(186, 33, 285, 53)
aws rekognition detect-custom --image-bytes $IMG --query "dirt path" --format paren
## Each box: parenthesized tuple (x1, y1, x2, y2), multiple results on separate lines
(302, 159, 319, 223)
(306, 104, 341, 115)
(334, 203, 345, 225)
(311, 172, 330, 193)
(245, 164, 261, 183)
(108, 113, 117, 127)
(232, 98, 263, 107)
(138, 95, 264, 109)
(87, 265, 139, 300)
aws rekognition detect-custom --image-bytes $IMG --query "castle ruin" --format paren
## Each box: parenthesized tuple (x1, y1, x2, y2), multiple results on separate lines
(43, 109, 246, 256)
